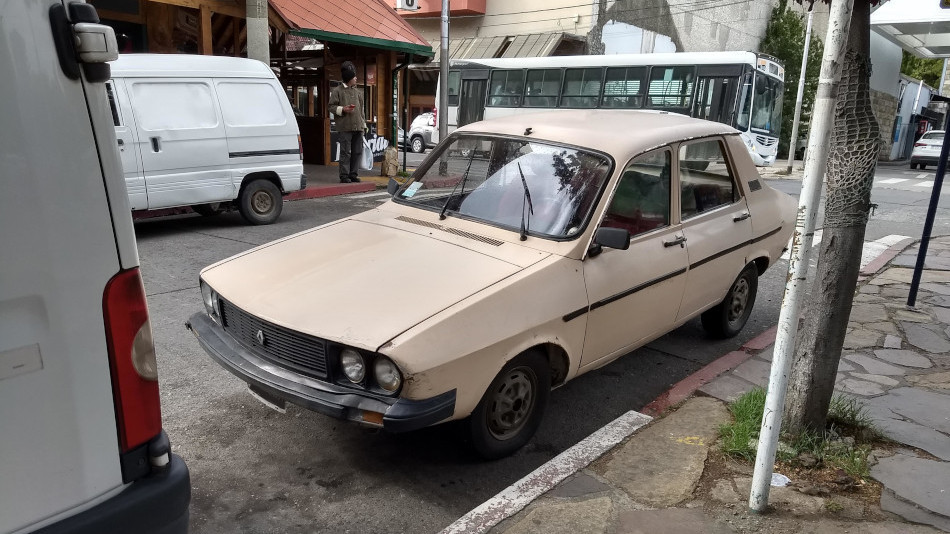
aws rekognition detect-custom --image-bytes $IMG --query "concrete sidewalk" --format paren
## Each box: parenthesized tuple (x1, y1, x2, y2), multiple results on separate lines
(451, 237, 950, 534)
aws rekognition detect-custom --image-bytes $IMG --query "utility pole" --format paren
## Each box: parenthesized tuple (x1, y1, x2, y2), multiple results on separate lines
(438, 0, 449, 141)
(786, 10, 813, 174)
(748, 0, 854, 514)
(246, 0, 269, 64)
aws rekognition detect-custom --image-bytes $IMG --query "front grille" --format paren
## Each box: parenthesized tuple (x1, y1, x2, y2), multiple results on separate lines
(755, 135, 778, 147)
(220, 299, 329, 379)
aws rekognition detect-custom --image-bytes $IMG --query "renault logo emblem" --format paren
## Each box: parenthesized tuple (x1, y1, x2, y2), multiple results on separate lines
(256, 329, 265, 345)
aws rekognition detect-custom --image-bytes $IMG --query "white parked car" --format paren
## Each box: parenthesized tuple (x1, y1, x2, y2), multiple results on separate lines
(910, 129, 945, 170)
(1, 2, 189, 532)
(406, 111, 438, 153)
(109, 54, 306, 224)
(189, 110, 796, 458)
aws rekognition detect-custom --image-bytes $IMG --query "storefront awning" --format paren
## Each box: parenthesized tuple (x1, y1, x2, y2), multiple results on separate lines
(426, 32, 585, 64)
(871, 0, 950, 58)
(270, 0, 433, 56)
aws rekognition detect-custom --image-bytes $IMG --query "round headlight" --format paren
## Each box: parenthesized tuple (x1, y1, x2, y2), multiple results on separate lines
(200, 281, 219, 321)
(373, 357, 402, 392)
(340, 349, 365, 383)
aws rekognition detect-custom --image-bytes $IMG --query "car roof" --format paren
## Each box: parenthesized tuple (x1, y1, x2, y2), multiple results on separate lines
(454, 110, 738, 157)
(111, 53, 274, 78)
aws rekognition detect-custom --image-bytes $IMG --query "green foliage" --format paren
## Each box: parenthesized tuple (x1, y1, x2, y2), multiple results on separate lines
(759, 2, 823, 158)
(718, 387, 766, 460)
(901, 51, 944, 90)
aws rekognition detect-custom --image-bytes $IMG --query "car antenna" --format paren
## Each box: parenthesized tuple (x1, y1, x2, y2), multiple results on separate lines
(517, 162, 533, 241)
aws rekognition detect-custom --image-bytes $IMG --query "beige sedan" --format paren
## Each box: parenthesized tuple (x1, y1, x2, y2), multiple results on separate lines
(188, 110, 796, 459)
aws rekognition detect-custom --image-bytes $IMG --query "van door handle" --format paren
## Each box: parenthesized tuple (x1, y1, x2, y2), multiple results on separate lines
(733, 212, 751, 222)
(117, 138, 124, 146)
(663, 235, 687, 248)
(150, 137, 161, 152)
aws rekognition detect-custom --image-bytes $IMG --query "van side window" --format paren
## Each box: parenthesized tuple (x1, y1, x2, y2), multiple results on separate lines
(679, 139, 739, 219)
(216, 82, 287, 127)
(130, 82, 218, 130)
(601, 149, 671, 237)
(105, 82, 121, 126)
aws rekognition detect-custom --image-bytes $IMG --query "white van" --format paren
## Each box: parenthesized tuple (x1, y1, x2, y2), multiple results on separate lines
(109, 54, 305, 225)
(1, 2, 189, 533)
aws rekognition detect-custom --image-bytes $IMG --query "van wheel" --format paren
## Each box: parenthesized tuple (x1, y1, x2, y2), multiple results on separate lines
(410, 136, 425, 153)
(192, 202, 222, 217)
(468, 350, 549, 460)
(238, 179, 282, 225)
(702, 264, 758, 339)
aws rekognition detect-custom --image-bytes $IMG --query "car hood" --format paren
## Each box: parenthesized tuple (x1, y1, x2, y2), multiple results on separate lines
(201, 218, 542, 351)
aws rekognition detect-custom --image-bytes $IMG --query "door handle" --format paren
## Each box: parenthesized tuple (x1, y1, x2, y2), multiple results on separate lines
(663, 235, 687, 248)
(150, 136, 161, 152)
(117, 138, 124, 146)
(733, 212, 751, 222)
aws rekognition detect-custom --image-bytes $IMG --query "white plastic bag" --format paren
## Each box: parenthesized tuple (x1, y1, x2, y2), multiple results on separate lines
(360, 138, 373, 170)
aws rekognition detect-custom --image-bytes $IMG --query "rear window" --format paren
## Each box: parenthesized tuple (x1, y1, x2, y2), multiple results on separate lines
(216, 82, 287, 127)
(921, 131, 945, 142)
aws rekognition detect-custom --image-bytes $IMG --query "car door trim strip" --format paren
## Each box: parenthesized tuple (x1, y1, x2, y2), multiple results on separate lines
(688, 225, 784, 271)
(563, 267, 688, 322)
(229, 149, 300, 158)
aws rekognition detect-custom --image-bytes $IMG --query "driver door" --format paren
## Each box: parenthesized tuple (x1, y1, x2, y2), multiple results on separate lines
(580, 148, 689, 371)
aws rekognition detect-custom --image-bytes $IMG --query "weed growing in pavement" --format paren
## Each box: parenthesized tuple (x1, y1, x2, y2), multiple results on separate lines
(718, 389, 879, 482)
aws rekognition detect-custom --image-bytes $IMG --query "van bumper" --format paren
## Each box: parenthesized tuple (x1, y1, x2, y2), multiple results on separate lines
(34, 454, 190, 534)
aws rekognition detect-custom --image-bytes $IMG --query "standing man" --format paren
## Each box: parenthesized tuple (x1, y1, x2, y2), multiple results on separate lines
(329, 61, 368, 183)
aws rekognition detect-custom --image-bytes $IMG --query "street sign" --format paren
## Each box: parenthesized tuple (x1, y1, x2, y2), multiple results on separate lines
(397, 0, 421, 10)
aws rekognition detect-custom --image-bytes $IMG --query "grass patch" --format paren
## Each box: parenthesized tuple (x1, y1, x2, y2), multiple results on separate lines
(718, 387, 766, 460)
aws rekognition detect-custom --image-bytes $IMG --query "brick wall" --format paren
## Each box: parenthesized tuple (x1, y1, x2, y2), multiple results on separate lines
(870, 88, 898, 161)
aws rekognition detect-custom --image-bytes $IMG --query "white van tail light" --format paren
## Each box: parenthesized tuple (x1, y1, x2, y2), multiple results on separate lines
(103, 268, 162, 453)
(298, 134, 303, 159)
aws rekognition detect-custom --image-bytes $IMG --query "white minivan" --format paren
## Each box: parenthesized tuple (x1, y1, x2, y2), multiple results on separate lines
(109, 54, 306, 225)
(1, 2, 189, 533)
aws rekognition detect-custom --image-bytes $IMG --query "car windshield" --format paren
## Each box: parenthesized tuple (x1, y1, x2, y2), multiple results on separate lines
(394, 135, 612, 239)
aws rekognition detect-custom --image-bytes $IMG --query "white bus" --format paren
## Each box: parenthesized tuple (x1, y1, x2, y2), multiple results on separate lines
(436, 51, 785, 166)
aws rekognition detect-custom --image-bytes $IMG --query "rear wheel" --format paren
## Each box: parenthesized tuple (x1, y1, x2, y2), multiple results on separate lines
(469, 350, 549, 460)
(702, 264, 758, 339)
(410, 136, 425, 153)
(910, 162, 918, 170)
(920, 164, 927, 170)
(191, 202, 222, 217)
(238, 179, 282, 225)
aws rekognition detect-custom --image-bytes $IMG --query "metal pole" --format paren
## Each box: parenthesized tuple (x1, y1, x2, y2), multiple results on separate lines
(912, 79, 924, 115)
(940, 59, 948, 96)
(748, 0, 854, 514)
(439, 0, 450, 141)
(786, 10, 814, 174)
(908, 109, 950, 307)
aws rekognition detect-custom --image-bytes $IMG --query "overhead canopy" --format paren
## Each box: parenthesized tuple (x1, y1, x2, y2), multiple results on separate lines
(871, 0, 950, 58)
(426, 32, 586, 64)
(271, 0, 433, 56)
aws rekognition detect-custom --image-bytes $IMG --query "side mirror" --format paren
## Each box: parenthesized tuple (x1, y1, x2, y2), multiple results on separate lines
(590, 227, 630, 257)
(387, 177, 400, 196)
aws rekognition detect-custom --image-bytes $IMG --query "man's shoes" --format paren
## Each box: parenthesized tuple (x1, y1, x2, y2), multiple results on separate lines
(350, 177, 361, 183)
(339, 178, 351, 183)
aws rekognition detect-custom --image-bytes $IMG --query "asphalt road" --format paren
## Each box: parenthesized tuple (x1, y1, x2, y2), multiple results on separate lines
(136, 168, 947, 534)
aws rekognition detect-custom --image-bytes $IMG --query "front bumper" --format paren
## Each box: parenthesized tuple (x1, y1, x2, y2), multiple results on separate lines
(187, 312, 456, 433)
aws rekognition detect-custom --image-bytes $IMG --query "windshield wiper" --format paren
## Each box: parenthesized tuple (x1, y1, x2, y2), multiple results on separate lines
(439, 147, 476, 220)
(517, 162, 533, 241)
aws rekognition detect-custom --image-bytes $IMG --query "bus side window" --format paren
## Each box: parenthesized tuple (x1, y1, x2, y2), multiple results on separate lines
(646, 66, 695, 109)
(488, 70, 524, 107)
(603, 67, 646, 109)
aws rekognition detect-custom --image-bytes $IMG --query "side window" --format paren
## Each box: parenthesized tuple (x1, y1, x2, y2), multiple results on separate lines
(130, 81, 218, 130)
(679, 139, 739, 219)
(560, 68, 602, 108)
(602, 67, 646, 109)
(488, 70, 524, 107)
(447, 71, 461, 106)
(646, 66, 695, 108)
(216, 82, 287, 127)
(602, 149, 671, 237)
(524, 69, 562, 107)
(105, 82, 121, 127)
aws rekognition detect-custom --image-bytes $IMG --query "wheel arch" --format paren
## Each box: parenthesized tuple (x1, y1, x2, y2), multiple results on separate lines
(239, 171, 284, 195)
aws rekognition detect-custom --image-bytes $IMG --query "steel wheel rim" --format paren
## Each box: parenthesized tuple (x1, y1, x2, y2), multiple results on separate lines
(486, 367, 537, 441)
(251, 190, 273, 215)
(727, 276, 751, 324)
(412, 138, 423, 152)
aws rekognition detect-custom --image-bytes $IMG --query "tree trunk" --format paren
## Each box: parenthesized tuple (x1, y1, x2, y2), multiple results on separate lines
(783, 0, 880, 435)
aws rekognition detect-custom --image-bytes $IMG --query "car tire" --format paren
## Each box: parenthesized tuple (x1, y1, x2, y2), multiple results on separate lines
(238, 179, 282, 225)
(701, 264, 758, 339)
(192, 202, 222, 217)
(920, 164, 927, 170)
(410, 136, 425, 153)
(468, 350, 550, 460)
(910, 162, 918, 170)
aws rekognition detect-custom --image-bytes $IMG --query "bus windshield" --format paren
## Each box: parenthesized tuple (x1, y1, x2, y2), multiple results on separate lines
(749, 72, 783, 136)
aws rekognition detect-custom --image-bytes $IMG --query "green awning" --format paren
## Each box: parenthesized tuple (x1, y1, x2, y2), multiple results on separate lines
(291, 28, 433, 57)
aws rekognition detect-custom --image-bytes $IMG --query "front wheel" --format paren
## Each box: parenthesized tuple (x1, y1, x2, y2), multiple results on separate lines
(238, 179, 282, 225)
(701, 264, 758, 339)
(469, 350, 550, 460)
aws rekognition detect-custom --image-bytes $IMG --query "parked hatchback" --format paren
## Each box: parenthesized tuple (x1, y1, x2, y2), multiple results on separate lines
(407, 112, 437, 153)
(189, 110, 796, 459)
(911, 130, 945, 170)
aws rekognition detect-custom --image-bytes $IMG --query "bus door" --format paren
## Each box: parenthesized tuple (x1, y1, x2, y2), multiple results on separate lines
(458, 69, 488, 128)
(693, 65, 743, 126)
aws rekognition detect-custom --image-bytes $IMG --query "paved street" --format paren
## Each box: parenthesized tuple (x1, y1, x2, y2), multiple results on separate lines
(134, 165, 949, 533)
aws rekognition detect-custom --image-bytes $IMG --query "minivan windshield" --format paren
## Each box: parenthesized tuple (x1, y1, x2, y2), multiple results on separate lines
(749, 72, 783, 136)
(394, 135, 612, 239)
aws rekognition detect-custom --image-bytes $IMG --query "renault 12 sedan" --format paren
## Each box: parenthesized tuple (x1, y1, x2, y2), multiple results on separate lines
(188, 110, 796, 459)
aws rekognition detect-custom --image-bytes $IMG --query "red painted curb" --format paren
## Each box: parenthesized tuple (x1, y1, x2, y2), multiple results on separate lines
(741, 325, 778, 352)
(286, 182, 377, 201)
(860, 238, 915, 276)
(642, 349, 757, 417)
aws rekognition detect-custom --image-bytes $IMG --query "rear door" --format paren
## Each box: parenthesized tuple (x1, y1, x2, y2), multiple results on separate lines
(127, 77, 232, 209)
(0, 1, 132, 530)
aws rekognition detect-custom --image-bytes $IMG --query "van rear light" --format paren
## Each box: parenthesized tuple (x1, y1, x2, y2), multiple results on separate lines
(103, 267, 162, 453)
(298, 134, 303, 160)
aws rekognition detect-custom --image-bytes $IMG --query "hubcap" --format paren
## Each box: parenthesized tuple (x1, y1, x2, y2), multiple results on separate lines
(727, 277, 750, 324)
(486, 367, 537, 441)
(251, 190, 273, 215)
(412, 138, 422, 152)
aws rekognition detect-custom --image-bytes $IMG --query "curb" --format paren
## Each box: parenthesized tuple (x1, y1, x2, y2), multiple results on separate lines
(860, 237, 916, 276)
(285, 182, 377, 201)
